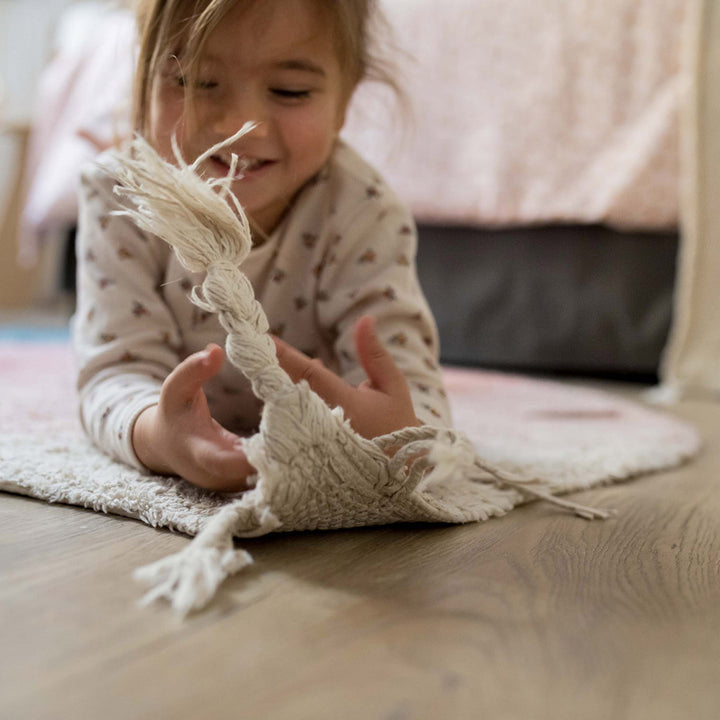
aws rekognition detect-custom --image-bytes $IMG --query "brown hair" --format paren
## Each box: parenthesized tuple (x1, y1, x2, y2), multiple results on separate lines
(131, 0, 402, 135)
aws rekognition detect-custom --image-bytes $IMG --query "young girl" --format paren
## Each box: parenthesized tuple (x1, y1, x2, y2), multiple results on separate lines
(73, 0, 451, 492)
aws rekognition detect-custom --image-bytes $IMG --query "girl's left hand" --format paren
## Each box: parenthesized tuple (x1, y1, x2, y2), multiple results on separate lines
(272, 315, 420, 439)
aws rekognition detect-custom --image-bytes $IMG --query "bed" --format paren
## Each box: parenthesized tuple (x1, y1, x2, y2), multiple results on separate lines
(16, 0, 689, 378)
(340, 0, 688, 378)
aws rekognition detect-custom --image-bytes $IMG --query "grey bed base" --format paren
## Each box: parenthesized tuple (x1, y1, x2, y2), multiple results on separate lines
(416, 224, 678, 380)
(63, 222, 676, 379)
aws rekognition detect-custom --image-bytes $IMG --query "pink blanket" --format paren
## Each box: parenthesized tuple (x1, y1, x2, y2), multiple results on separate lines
(343, 0, 686, 230)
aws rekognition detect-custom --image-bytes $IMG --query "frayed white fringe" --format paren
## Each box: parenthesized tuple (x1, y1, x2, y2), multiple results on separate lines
(134, 502, 281, 617)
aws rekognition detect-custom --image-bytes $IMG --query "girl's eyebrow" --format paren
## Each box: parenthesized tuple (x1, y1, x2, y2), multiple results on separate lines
(274, 59, 326, 77)
(199, 53, 327, 77)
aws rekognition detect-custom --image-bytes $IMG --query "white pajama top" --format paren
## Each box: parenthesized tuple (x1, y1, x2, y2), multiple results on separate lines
(73, 140, 451, 470)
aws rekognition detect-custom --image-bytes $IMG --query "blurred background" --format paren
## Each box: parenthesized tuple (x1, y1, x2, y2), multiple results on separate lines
(0, 0, 708, 386)
(0, 0, 73, 315)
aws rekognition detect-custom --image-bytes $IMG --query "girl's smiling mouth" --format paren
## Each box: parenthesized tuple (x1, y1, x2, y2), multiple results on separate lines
(209, 153, 275, 180)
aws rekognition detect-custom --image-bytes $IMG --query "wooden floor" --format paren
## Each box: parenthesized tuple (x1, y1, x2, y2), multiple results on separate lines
(2, 387, 720, 720)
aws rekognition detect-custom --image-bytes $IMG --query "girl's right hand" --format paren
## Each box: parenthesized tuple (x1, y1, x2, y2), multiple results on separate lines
(132, 344, 255, 492)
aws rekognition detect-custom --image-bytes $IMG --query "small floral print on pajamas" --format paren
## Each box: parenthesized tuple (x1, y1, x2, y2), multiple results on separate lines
(73, 141, 452, 470)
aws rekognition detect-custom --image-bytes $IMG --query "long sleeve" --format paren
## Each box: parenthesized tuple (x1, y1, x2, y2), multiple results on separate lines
(73, 159, 181, 469)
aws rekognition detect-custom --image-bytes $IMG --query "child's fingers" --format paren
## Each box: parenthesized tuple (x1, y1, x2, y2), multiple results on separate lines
(186, 436, 255, 492)
(161, 343, 224, 410)
(272, 336, 349, 408)
(353, 316, 405, 395)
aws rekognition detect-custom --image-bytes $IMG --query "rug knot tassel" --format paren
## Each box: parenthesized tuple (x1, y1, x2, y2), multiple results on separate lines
(499, 481, 617, 520)
(133, 501, 275, 616)
(420, 431, 616, 520)
(469, 456, 616, 520)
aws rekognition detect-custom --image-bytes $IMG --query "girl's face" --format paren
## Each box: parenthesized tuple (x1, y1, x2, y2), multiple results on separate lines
(149, 0, 349, 235)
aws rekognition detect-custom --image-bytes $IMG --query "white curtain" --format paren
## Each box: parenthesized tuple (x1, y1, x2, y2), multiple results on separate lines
(660, 0, 720, 398)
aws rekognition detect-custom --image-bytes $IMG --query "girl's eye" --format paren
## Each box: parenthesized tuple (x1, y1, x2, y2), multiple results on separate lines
(174, 75, 218, 90)
(271, 88, 311, 101)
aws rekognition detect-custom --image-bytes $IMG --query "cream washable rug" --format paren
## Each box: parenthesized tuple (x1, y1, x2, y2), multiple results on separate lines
(0, 341, 700, 613)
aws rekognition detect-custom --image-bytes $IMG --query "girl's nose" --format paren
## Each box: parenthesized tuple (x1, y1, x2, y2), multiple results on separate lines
(210, 90, 269, 139)
(242, 120, 269, 139)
